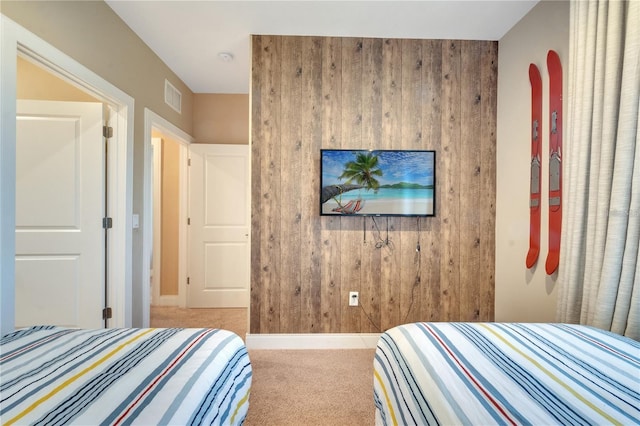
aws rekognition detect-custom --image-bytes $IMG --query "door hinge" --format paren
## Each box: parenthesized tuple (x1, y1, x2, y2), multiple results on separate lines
(188, 158, 191, 166)
(187, 277, 190, 285)
(187, 217, 191, 225)
(103, 125, 113, 139)
(102, 307, 112, 319)
(103, 217, 113, 229)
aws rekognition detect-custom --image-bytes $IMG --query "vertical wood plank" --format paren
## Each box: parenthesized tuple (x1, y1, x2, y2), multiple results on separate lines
(380, 38, 402, 331)
(279, 37, 303, 332)
(259, 36, 282, 332)
(339, 38, 364, 332)
(399, 40, 423, 324)
(419, 39, 443, 322)
(300, 36, 323, 332)
(360, 37, 383, 332)
(480, 41, 498, 321)
(440, 40, 462, 321)
(320, 37, 343, 332)
(459, 40, 483, 321)
(250, 35, 263, 333)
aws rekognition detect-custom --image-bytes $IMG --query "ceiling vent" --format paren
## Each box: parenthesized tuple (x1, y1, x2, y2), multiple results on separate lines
(164, 79, 182, 114)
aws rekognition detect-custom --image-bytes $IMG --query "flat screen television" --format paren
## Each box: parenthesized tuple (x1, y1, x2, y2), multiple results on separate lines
(320, 149, 436, 217)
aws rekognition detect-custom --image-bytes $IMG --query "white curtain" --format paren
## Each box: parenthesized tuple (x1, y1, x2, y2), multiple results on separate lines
(557, 0, 639, 340)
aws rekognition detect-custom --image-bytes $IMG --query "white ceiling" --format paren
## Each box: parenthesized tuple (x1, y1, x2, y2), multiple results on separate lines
(105, 1, 539, 94)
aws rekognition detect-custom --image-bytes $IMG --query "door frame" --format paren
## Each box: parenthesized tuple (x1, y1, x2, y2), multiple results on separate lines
(151, 137, 162, 307)
(0, 16, 134, 334)
(142, 108, 193, 327)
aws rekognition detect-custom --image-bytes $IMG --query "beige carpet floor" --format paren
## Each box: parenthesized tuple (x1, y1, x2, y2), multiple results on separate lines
(150, 307, 376, 425)
(245, 349, 376, 426)
(149, 306, 247, 338)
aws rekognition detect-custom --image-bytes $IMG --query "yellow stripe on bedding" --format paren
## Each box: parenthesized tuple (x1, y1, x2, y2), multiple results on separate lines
(6, 328, 155, 426)
(480, 324, 622, 426)
(230, 389, 250, 424)
(374, 369, 399, 426)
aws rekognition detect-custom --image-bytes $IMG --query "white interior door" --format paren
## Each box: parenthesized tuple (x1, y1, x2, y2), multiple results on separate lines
(15, 100, 104, 328)
(188, 144, 250, 308)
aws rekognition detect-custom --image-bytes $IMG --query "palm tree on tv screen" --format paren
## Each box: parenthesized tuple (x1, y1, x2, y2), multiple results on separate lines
(339, 152, 383, 191)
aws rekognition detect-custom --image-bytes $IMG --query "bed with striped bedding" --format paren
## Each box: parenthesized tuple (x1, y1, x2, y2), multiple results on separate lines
(374, 322, 639, 426)
(1, 326, 251, 425)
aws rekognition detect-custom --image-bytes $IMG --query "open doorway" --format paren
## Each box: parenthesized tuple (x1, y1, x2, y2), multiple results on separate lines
(150, 133, 186, 307)
(15, 56, 127, 330)
(142, 110, 249, 337)
(1, 17, 134, 334)
(142, 109, 191, 327)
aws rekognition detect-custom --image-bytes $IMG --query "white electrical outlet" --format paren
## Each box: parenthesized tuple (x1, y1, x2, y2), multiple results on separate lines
(349, 291, 359, 307)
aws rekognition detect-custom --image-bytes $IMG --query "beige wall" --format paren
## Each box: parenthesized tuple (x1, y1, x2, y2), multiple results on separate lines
(495, 0, 569, 322)
(17, 57, 99, 102)
(194, 94, 249, 144)
(160, 138, 180, 296)
(3, 2, 193, 133)
(3, 1, 194, 326)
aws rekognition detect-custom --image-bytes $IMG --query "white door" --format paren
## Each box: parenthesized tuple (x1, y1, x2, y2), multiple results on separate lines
(15, 100, 104, 328)
(188, 144, 250, 308)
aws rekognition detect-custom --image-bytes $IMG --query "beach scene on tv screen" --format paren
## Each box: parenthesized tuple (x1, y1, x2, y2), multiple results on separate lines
(321, 150, 435, 216)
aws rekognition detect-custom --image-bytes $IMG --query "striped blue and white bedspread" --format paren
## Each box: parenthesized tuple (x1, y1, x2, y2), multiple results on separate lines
(1, 326, 251, 425)
(374, 322, 640, 426)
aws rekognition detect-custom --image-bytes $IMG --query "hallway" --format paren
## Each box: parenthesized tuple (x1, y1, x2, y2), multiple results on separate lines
(150, 306, 247, 339)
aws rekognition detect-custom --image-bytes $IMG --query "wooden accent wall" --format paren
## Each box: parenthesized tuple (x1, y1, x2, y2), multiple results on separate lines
(251, 36, 497, 334)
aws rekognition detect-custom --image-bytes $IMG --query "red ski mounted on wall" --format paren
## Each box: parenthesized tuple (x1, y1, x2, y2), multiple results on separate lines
(526, 63, 542, 268)
(546, 50, 562, 275)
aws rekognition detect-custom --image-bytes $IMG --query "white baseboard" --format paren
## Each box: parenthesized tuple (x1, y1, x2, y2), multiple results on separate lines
(245, 333, 380, 350)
